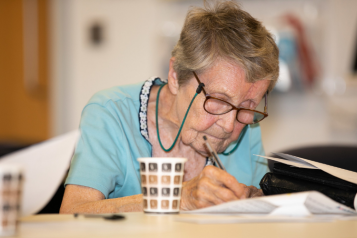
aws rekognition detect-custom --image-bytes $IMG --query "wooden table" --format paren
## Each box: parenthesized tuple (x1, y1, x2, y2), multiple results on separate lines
(14, 213, 357, 238)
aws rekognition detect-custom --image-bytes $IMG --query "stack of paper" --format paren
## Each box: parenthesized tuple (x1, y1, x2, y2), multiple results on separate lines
(179, 153, 357, 223)
(183, 191, 356, 216)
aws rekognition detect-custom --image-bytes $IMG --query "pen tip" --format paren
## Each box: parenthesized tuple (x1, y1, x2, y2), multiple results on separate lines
(203, 135, 207, 140)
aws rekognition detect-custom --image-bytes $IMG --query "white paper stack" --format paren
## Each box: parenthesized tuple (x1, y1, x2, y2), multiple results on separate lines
(183, 191, 357, 216)
(180, 153, 357, 224)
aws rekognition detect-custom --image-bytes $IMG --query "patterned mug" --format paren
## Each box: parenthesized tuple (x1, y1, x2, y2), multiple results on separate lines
(137, 157, 187, 214)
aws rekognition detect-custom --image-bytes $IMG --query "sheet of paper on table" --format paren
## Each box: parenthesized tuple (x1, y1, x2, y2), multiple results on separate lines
(179, 153, 357, 224)
(175, 214, 341, 224)
(0, 130, 80, 217)
(182, 191, 357, 216)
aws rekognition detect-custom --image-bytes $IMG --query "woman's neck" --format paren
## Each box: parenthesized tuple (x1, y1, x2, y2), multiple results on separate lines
(156, 85, 181, 130)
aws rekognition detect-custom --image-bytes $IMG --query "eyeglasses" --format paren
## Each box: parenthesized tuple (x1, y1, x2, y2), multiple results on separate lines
(193, 71, 268, 125)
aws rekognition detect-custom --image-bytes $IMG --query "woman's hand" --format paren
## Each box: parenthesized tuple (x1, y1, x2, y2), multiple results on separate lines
(180, 166, 263, 210)
(247, 185, 264, 198)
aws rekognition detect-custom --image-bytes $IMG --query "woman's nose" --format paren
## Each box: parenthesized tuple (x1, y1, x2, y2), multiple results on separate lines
(216, 110, 236, 133)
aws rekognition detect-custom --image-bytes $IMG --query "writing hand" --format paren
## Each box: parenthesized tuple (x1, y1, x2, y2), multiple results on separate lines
(180, 166, 254, 210)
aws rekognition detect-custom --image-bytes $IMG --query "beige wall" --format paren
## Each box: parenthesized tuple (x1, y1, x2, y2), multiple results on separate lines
(49, 0, 357, 152)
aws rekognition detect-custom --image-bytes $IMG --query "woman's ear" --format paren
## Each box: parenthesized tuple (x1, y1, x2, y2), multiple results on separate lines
(167, 57, 179, 95)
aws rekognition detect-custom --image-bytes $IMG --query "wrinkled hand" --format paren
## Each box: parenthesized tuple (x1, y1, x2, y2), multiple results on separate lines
(180, 166, 264, 210)
(247, 185, 264, 198)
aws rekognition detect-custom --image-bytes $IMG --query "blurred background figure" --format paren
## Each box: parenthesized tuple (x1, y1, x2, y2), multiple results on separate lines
(1, 0, 357, 157)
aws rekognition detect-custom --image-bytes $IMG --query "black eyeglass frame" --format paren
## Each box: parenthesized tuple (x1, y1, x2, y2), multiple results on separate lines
(192, 71, 269, 125)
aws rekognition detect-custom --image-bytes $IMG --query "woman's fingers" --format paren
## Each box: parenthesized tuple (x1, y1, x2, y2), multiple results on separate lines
(198, 176, 239, 202)
(180, 166, 252, 210)
(186, 178, 239, 209)
(213, 186, 239, 202)
(201, 166, 250, 199)
(180, 166, 264, 210)
(247, 186, 264, 198)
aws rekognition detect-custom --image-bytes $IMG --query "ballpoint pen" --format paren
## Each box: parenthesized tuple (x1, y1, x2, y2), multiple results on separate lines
(203, 136, 226, 171)
(74, 213, 125, 220)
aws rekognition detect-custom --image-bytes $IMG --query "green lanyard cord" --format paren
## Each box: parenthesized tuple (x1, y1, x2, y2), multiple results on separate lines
(222, 141, 239, 156)
(155, 82, 243, 155)
(156, 83, 200, 152)
(221, 125, 247, 156)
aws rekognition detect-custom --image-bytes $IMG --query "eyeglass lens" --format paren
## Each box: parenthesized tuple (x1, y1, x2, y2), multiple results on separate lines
(204, 98, 266, 124)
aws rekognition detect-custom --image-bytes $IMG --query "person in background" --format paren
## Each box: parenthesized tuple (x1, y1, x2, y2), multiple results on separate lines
(60, 0, 279, 213)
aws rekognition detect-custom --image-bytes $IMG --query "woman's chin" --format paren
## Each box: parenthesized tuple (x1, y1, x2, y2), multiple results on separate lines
(189, 143, 210, 157)
(191, 138, 227, 156)
(204, 133, 229, 142)
(206, 138, 232, 154)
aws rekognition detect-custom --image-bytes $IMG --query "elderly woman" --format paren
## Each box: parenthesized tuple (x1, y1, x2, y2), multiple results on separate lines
(60, 1, 279, 213)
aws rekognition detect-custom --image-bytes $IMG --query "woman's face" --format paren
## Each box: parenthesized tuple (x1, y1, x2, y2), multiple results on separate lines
(172, 59, 270, 155)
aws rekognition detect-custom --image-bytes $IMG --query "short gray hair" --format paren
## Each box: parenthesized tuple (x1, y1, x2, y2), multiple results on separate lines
(172, 0, 279, 92)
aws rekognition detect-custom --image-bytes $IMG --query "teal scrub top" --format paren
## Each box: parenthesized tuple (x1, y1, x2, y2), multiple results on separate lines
(65, 77, 268, 199)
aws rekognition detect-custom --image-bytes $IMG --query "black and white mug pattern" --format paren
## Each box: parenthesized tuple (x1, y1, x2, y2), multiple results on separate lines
(149, 163, 157, 172)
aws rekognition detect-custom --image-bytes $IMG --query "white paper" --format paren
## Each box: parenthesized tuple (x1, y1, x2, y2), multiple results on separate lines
(269, 204, 311, 216)
(273, 152, 317, 168)
(304, 191, 356, 215)
(0, 130, 80, 217)
(183, 198, 277, 214)
(175, 214, 336, 224)
(183, 192, 357, 216)
(257, 155, 317, 169)
(256, 153, 357, 184)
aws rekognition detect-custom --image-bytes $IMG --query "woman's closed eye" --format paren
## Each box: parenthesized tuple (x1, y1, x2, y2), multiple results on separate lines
(205, 98, 232, 114)
(239, 100, 256, 110)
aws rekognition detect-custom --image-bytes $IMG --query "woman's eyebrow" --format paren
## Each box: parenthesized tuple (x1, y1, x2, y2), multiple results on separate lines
(207, 91, 232, 102)
(205, 86, 231, 99)
(208, 88, 258, 109)
(206, 84, 261, 104)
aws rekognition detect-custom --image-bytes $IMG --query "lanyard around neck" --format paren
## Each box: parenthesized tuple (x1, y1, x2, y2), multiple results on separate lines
(155, 82, 240, 155)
